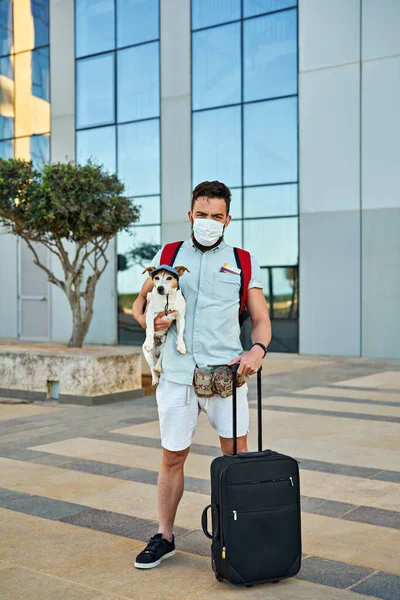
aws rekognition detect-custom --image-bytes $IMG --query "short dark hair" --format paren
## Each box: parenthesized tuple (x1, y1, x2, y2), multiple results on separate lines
(191, 181, 231, 214)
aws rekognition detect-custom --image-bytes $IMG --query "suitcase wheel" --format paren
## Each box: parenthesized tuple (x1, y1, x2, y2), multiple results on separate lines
(246, 585, 253, 588)
(272, 580, 280, 584)
(215, 574, 223, 583)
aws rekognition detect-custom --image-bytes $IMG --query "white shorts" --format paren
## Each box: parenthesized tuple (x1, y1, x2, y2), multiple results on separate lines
(155, 376, 249, 451)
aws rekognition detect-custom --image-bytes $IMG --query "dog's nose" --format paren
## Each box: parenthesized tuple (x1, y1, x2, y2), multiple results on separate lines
(157, 286, 165, 294)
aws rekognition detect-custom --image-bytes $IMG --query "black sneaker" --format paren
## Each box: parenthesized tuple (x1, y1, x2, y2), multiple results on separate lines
(134, 533, 176, 569)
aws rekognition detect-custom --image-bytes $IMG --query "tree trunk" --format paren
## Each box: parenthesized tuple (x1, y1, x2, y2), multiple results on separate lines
(67, 281, 95, 348)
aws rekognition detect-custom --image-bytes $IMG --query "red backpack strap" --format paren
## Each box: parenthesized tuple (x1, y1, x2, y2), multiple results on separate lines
(160, 241, 184, 266)
(233, 247, 252, 313)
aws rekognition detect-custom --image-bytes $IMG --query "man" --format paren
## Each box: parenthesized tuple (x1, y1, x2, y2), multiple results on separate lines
(132, 180, 271, 569)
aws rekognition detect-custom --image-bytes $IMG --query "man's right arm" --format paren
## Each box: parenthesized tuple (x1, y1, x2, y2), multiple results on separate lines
(132, 279, 153, 329)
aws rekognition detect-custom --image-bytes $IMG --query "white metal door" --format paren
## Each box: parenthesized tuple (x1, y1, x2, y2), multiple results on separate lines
(18, 237, 50, 340)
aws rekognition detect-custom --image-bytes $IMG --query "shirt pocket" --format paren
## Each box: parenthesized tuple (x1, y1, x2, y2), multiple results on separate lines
(212, 271, 241, 301)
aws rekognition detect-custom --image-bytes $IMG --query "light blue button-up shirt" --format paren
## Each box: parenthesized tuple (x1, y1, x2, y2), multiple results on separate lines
(149, 238, 263, 385)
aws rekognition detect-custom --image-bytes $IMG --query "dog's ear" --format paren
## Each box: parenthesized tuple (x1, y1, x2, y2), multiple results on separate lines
(174, 266, 190, 277)
(142, 266, 156, 276)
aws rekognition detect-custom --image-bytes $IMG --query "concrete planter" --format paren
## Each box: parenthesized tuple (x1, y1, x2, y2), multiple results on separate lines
(0, 342, 143, 405)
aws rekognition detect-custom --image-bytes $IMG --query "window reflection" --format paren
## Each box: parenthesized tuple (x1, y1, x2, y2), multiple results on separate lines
(118, 119, 160, 196)
(117, 0, 159, 48)
(117, 224, 160, 297)
(192, 0, 241, 30)
(224, 219, 242, 248)
(14, 0, 49, 52)
(244, 217, 298, 265)
(244, 184, 297, 218)
(77, 54, 114, 129)
(193, 106, 241, 188)
(76, 0, 114, 58)
(243, 0, 297, 18)
(14, 133, 49, 166)
(117, 224, 161, 343)
(0, 138, 13, 159)
(0, 0, 13, 56)
(229, 187, 242, 220)
(15, 47, 50, 137)
(118, 42, 159, 122)
(244, 97, 297, 185)
(0, 55, 14, 139)
(261, 265, 298, 319)
(244, 9, 297, 102)
(77, 125, 116, 173)
(192, 23, 241, 110)
(134, 195, 161, 225)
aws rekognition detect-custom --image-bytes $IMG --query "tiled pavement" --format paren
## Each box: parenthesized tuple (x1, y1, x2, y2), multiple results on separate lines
(0, 353, 400, 599)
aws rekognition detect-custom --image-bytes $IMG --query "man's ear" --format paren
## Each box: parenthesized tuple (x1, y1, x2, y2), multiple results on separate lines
(175, 266, 190, 277)
(142, 266, 156, 276)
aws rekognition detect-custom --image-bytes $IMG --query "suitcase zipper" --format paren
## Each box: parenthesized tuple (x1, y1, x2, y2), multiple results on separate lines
(230, 476, 295, 486)
(232, 502, 298, 520)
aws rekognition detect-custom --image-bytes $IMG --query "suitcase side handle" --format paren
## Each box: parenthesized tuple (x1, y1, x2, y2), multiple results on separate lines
(201, 504, 219, 540)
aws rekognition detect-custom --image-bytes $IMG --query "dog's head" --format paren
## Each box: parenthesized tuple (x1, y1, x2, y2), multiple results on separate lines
(142, 264, 190, 296)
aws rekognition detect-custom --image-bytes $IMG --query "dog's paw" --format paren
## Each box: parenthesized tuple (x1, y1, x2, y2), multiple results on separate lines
(153, 362, 161, 376)
(151, 372, 160, 386)
(176, 341, 186, 355)
(144, 341, 154, 353)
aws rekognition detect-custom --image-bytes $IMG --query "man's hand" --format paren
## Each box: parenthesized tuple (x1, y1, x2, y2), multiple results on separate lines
(228, 345, 265, 376)
(154, 311, 175, 332)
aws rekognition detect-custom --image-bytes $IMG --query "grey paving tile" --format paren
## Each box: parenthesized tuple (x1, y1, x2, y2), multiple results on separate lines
(370, 470, 400, 484)
(0, 489, 87, 520)
(60, 508, 189, 541)
(352, 573, 400, 600)
(296, 556, 374, 589)
(59, 459, 129, 476)
(300, 496, 356, 518)
(299, 459, 381, 479)
(108, 467, 160, 485)
(176, 529, 211, 557)
(342, 506, 400, 530)
(28, 453, 85, 467)
(291, 392, 400, 408)
(251, 403, 400, 423)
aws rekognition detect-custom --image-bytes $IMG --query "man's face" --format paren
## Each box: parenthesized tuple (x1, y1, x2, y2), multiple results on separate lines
(188, 196, 232, 228)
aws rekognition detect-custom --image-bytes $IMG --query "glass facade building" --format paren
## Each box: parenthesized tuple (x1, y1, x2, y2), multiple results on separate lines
(192, 1, 299, 351)
(75, 0, 161, 345)
(1, 0, 399, 360)
(0, 0, 50, 166)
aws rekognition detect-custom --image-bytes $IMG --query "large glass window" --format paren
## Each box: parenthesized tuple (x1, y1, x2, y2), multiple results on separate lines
(76, 54, 115, 128)
(192, 0, 299, 351)
(192, 22, 241, 110)
(76, 0, 161, 345)
(117, 0, 159, 47)
(117, 42, 160, 122)
(193, 106, 241, 187)
(76, 0, 115, 58)
(0, 0, 50, 162)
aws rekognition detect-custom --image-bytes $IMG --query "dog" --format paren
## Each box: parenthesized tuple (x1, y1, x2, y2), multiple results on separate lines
(141, 264, 189, 385)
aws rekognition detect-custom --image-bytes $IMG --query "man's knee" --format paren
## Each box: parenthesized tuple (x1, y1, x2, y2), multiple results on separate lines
(162, 447, 190, 469)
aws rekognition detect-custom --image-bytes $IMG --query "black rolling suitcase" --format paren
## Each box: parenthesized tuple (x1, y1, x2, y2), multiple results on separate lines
(201, 364, 302, 587)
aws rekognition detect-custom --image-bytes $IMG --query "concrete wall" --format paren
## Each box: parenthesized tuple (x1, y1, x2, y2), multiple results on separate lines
(299, 0, 400, 359)
(160, 0, 192, 243)
(48, 0, 117, 345)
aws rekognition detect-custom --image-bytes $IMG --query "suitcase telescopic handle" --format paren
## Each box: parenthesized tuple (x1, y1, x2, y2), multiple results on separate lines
(230, 363, 263, 455)
(201, 504, 219, 540)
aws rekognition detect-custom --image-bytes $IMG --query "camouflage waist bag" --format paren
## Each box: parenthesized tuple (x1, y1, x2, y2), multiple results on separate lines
(193, 365, 247, 399)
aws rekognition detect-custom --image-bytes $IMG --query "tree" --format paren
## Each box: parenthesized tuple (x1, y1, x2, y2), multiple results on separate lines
(126, 241, 161, 269)
(0, 158, 140, 347)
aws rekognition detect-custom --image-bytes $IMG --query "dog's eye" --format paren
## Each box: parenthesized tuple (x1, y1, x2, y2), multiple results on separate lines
(166, 276, 172, 280)
(154, 276, 160, 280)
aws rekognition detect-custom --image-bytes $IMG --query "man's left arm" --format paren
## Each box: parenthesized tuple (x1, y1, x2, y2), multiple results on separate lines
(228, 287, 272, 376)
